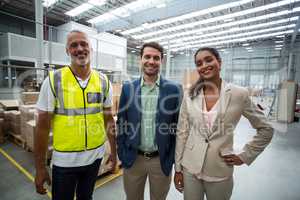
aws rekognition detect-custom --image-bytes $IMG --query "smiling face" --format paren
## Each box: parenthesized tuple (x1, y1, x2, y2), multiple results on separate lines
(141, 47, 162, 77)
(66, 31, 91, 68)
(195, 50, 221, 81)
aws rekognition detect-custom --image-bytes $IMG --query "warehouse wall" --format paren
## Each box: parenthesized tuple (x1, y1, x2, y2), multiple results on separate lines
(169, 40, 300, 88)
(0, 13, 35, 37)
(0, 12, 299, 86)
(0, 13, 58, 42)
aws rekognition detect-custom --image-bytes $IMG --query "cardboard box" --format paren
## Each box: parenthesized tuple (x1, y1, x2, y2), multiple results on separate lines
(24, 120, 53, 153)
(112, 95, 120, 116)
(20, 105, 36, 140)
(25, 120, 36, 151)
(3, 111, 11, 132)
(97, 140, 121, 176)
(21, 92, 39, 105)
(0, 100, 19, 111)
(0, 118, 4, 143)
(3, 110, 20, 134)
(9, 111, 21, 135)
(112, 83, 122, 96)
(111, 83, 122, 116)
(182, 69, 199, 91)
(0, 108, 4, 118)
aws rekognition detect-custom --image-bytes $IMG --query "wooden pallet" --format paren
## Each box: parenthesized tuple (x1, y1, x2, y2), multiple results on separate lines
(8, 132, 25, 148)
(95, 168, 123, 189)
(24, 144, 33, 152)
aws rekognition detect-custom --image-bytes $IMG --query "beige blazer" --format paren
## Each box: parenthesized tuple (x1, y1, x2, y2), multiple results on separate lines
(175, 82, 273, 177)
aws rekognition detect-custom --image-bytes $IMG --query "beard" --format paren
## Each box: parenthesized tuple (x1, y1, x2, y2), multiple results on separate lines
(71, 56, 90, 67)
(143, 64, 160, 76)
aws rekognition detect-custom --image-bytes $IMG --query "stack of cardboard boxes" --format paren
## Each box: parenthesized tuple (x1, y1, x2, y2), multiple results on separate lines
(0, 108, 4, 143)
(0, 98, 40, 150)
(182, 69, 199, 91)
(0, 100, 21, 143)
(97, 83, 122, 176)
(19, 105, 37, 151)
(21, 92, 39, 105)
(7, 110, 21, 135)
(112, 83, 122, 116)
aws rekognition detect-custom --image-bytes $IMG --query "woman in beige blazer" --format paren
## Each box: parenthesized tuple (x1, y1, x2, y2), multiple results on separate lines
(174, 47, 273, 200)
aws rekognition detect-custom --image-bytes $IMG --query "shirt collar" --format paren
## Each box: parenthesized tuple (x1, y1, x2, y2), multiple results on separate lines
(141, 75, 160, 87)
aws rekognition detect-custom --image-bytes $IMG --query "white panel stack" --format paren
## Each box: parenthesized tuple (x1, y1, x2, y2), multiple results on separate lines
(0, 22, 127, 73)
(277, 80, 298, 123)
(95, 32, 127, 71)
(0, 33, 69, 65)
(96, 32, 127, 58)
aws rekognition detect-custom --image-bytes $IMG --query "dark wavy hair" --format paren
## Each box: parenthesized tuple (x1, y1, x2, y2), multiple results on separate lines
(140, 42, 164, 59)
(189, 47, 221, 99)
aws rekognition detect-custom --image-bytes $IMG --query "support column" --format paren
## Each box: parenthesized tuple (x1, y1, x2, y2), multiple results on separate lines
(96, 38, 99, 69)
(165, 40, 171, 79)
(48, 26, 53, 66)
(35, 0, 44, 83)
(287, 53, 294, 81)
(7, 60, 12, 88)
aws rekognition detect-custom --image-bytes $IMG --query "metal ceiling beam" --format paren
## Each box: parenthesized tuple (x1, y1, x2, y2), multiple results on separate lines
(290, 14, 300, 50)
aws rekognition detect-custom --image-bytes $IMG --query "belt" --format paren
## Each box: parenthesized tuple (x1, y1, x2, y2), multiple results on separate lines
(138, 150, 159, 159)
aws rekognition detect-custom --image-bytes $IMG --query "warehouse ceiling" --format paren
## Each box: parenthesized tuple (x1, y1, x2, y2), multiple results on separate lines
(0, 0, 300, 51)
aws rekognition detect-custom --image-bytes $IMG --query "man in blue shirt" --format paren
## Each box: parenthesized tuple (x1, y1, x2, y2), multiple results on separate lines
(117, 42, 182, 200)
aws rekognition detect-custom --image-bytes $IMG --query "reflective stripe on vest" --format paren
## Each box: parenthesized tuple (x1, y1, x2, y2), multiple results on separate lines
(49, 67, 107, 152)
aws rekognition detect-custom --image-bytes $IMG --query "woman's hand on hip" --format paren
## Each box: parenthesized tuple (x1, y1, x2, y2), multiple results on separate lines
(221, 154, 244, 166)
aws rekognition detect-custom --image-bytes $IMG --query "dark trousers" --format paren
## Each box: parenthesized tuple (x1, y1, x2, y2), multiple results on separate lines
(52, 159, 102, 200)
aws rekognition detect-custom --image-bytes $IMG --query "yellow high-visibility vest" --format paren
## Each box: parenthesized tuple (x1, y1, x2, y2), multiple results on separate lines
(49, 66, 109, 152)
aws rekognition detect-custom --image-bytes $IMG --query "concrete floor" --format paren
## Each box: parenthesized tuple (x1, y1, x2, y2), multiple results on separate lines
(1, 117, 300, 200)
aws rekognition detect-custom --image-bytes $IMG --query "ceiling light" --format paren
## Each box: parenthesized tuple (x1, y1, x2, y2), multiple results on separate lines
(171, 30, 293, 51)
(142, 23, 149, 28)
(88, 13, 115, 24)
(169, 24, 295, 48)
(43, 0, 58, 7)
(156, 3, 166, 8)
(65, 0, 106, 17)
(275, 40, 284, 43)
(131, 50, 136, 53)
(88, 0, 162, 24)
(275, 45, 283, 47)
(245, 47, 252, 50)
(276, 35, 285, 38)
(224, 18, 234, 22)
(130, 0, 300, 39)
(89, 0, 106, 6)
(144, 14, 298, 44)
(275, 48, 282, 50)
(142, 12, 298, 42)
(122, 0, 255, 35)
(65, 3, 93, 17)
(195, 31, 203, 35)
(247, 49, 254, 52)
(242, 43, 250, 46)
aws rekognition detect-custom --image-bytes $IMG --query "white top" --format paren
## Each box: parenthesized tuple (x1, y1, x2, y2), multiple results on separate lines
(195, 88, 230, 182)
(36, 73, 113, 167)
